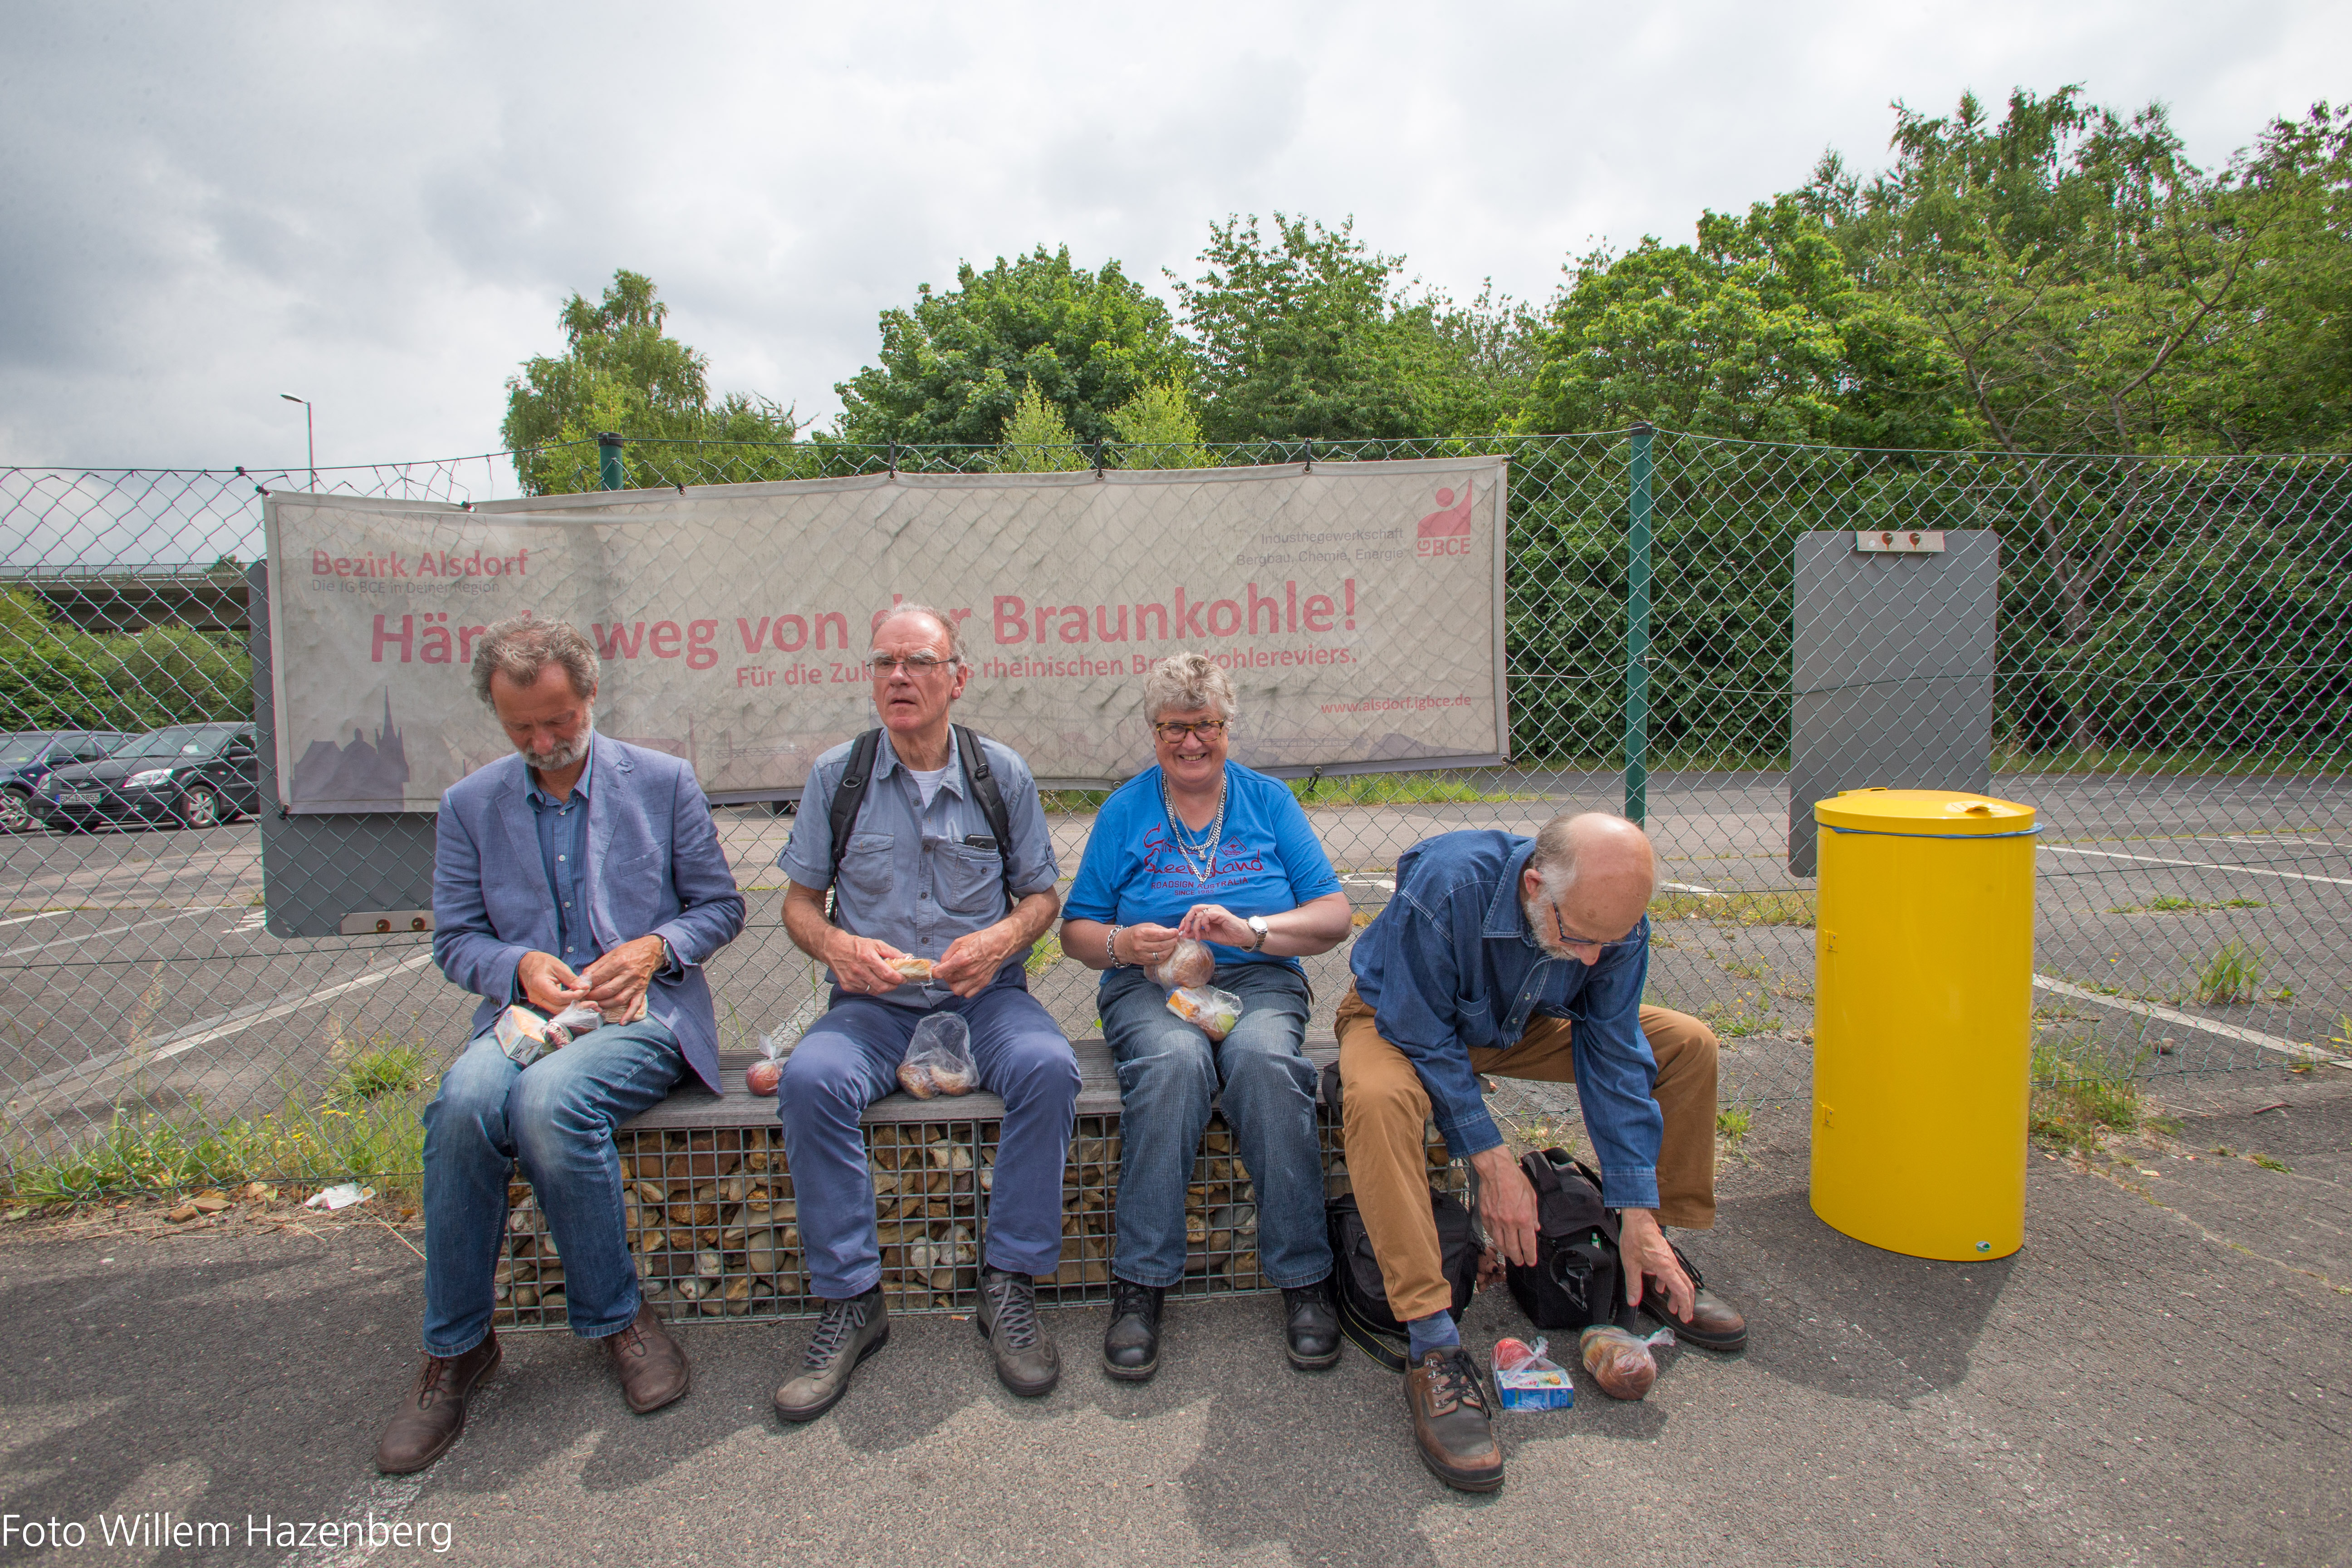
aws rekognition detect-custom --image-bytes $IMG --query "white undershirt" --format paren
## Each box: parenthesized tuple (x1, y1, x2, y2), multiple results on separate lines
(908, 765, 951, 808)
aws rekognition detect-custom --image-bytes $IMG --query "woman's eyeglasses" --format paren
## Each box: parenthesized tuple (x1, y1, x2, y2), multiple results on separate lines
(1152, 720, 1229, 740)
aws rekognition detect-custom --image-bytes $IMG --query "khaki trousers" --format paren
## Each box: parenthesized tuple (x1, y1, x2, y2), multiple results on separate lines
(1332, 984, 1720, 1324)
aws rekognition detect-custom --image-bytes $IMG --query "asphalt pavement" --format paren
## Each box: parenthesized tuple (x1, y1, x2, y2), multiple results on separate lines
(0, 1063, 2343, 1568)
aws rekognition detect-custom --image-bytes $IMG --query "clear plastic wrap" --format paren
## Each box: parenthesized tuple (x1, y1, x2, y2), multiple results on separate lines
(897, 1012, 976, 1098)
(1491, 1336, 1574, 1411)
(1166, 985, 1243, 1041)
(1578, 1322, 1676, 1401)
(746, 1033, 782, 1097)
(888, 956, 935, 983)
(1147, 937, 1216, 991)
(545, 1002, 603, 1048)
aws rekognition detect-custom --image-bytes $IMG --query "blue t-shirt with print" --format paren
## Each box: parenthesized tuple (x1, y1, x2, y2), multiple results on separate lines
(1064, 762, 1343, 975)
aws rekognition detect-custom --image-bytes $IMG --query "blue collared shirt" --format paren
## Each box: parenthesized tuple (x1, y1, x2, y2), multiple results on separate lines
(779, 729, 1060, 1008)
(526, 730, 599, 975)
(1349, 828, 1663, 1210)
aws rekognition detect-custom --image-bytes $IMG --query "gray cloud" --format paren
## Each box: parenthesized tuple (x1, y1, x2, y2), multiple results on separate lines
(0, 0, 2343, 480)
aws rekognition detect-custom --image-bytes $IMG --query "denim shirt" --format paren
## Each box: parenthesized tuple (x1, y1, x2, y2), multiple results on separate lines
(1349, 828, 1663, 1210)
(779, 728, 1060, 1009)
(526, 735, 598, 975)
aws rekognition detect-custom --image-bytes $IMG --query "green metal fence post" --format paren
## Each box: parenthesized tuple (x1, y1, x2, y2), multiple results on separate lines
(1624, 423, 1654, 824)
(597, 431, 626, 491)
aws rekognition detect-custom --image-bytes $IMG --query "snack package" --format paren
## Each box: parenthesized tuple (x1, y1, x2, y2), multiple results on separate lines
(746, 1033, 782, 1097)
(1578, 1322, 1676, 1401)
(1147, 937, 1216, 991)
(1166, 985, 1243, 1041)
(1492, 1336, 1575, 1411)
(889, 956, 935, 984)
(545, 1002, 603, 1048)
(493, 1005, 554, 1067)
(897, 1012, 976, 1099)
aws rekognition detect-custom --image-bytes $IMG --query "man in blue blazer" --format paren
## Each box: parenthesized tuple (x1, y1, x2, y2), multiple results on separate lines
(374, 617, 746, 1475)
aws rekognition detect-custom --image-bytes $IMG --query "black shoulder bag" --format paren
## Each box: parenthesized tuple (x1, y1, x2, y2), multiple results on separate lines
(1504, 1146, 1642, 1333)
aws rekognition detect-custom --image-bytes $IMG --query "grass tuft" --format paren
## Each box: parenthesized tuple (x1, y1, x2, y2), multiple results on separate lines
(1652, 890, 1816, 927)
(2029, 1034, 2149, 1156)
(2107, 895, 2266, 914)
(329, 1044, 434, 1105)
(1289, 773, 1529, 808)
(2192, 940, 2261, 1005)
(1715, 1106, 1751, 1146)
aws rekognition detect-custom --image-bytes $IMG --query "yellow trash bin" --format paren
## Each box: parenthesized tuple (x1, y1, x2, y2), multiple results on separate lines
(1810, 788, 2037, 1260)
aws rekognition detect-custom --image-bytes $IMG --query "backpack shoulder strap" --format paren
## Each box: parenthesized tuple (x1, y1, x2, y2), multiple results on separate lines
(952, 723, 1020, 912)
(824, 728, 884, 917)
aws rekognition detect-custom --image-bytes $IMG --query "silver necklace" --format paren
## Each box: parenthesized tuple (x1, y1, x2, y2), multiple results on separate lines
(1161, 771, 1226, 884)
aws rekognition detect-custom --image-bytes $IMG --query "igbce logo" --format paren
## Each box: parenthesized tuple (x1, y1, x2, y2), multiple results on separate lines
(1415, 481, 1475, 558)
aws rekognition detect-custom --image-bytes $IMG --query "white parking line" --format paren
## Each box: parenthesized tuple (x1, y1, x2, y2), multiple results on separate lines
(2196, 835, 2352, 852)
(2031, 975, 2352, 1069)
(0, 906, 214, 960)
(152, 952, 439, 1061)
(2043, 845, 2352, 887)
(0, 911, 67, 930)
(1663, 882, 1722, 895)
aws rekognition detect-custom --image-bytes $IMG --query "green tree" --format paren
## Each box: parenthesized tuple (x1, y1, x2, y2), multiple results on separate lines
(502, 270, 801, 495)
(0, 592, 251, 732)
(1107, 379, 1210, 468)
(1173, 214, 1536, 442)
(1522, 198, 1970, 446)
(990, 382, 1089, 472)
(834, 246, 1192, 449)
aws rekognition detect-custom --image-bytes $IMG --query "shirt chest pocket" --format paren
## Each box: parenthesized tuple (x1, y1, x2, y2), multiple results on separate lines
(839, 833, 895, 903)
(933, 841, 1005, 918)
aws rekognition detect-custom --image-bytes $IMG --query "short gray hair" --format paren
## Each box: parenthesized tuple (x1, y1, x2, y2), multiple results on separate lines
(470, 616, 600, 707)
(872, 602, 965, 666)
(1142, 652, 1238, 723)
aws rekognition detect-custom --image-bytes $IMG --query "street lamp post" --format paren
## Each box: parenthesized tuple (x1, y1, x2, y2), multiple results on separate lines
(279, 394, 316, 490)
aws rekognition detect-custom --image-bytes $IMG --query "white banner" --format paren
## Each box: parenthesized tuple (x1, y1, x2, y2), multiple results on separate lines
(262, 458, 1509, 812)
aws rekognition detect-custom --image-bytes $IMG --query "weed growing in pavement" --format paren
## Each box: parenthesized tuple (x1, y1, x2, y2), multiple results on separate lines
(2029, 1033, 2151, 1156)
(2251, 1153, 2293, 1172)
(2, 1079, 434, 1208)
(1715, 1106, 1750, 1146)
(1024, 932, 1062, 976)
(1701, 991, 1781, 1038)
(2107, 895, 2266, 914)
(1288, 774, 1527, 808)
(1652, 890, 1816, 927)
(328, 1043, 434, 1105)
(1720, 958, 1771, 980)
(2193, 941, 2262, 1005)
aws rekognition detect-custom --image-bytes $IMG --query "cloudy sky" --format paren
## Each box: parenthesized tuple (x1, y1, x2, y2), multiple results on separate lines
(3, 0, 2344, 484)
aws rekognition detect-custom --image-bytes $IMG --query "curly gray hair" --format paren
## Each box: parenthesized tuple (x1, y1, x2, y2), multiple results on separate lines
(470, 616, 600, 707)
(1142, 652, 1238, 724)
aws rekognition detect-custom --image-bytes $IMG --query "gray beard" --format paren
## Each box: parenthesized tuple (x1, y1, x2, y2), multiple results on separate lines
(1521, 887, 1573, 959)
(523, 721, 593, 774)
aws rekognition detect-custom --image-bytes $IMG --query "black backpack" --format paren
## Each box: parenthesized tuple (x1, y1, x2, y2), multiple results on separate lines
(823, 724, 1016, 917)
(1504, 1147, 1642, 1333)
(1327, 1189, 1482, 1372)
(1319, 1060, 1480, 1371)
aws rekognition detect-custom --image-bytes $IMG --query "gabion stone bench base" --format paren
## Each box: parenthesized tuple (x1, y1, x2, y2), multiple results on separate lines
(494, 1039, 1463, 1327)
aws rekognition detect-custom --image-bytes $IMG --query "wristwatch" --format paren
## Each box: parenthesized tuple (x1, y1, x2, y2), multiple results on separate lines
(1245, 915, 1271, 951)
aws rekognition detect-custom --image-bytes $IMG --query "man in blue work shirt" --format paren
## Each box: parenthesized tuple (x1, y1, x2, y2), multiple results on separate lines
(770, 603, 1076, 1420)
(1338, 813, 1747, 1492)
(377, 617, 746, 1475)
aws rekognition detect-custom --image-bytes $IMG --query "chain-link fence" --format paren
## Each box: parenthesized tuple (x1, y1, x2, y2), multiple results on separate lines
(2, 432, 2346, 1196)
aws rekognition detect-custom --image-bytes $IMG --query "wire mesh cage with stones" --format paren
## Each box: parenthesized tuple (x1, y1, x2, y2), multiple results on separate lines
(493, 1108, 1462, 1327)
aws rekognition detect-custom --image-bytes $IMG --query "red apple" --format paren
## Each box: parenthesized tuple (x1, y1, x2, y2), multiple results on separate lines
(746, 1058, 781, 1096)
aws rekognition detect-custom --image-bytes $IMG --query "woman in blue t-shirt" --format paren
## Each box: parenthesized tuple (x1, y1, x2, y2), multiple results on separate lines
(1061, 653, 1355, 1383)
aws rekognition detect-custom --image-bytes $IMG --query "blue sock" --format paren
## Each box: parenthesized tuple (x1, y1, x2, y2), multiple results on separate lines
(1406, 1310, 1460, 1362)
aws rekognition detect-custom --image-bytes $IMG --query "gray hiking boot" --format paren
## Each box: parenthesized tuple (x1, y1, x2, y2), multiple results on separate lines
(773, 1289, 889, 1422)
(976, 1268, 1060, 1397)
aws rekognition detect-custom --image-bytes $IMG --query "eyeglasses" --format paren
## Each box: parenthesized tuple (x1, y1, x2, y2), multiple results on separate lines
(1152, 720, 1229, 740)
(867, 652, 954, 676)
(1545, 898, 1641, 956)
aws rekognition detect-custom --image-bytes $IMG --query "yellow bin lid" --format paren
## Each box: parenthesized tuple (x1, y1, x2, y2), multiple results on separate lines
(1814, 787, 2037, 836)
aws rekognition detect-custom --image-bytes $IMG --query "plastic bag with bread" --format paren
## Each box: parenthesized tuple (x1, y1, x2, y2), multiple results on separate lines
(897, 1012, 976, 1098)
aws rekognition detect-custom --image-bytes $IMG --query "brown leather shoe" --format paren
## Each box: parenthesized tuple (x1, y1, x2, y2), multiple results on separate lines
(1405, 1347, 1503, 1493)
(1641, 1279, 1749, 1352)
(374, 1333, 501, 1475)
(604, 1302, 690, 1413)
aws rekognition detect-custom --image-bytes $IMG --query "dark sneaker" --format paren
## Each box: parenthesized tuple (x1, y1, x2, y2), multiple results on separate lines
(604, 1302, 691, 1413)
(774, 1289, 889, 1422)
(374, 1333, 501, 1475)
(977, 1268, 1060, 1397)
(1405, 1347, 1504, 1493)
(1102, 1278, 1165, 1382)
(1282, 1282, 1341, 1371)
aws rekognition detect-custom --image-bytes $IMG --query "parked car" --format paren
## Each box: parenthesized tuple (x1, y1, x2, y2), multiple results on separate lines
(33, 722, 261, 831)
(0, 729, 132, 832)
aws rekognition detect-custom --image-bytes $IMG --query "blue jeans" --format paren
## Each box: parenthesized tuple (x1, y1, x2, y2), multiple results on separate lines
(1100, 962, 1332, 1290)
(420, 1017, 686, 1356)
(779, 961, 1079, 1299)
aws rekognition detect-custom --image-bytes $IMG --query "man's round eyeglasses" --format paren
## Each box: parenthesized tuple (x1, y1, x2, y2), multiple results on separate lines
(867, 653, 953, 676)
(1153, 720, 1229, 740)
